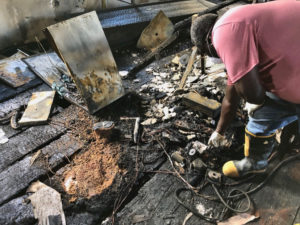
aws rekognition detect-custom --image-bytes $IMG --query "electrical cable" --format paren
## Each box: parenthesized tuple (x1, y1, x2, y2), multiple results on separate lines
(175, 153, 300, 223)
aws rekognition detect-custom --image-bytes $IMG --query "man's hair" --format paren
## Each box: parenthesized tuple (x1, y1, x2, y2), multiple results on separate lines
(190, 13, 218, 55)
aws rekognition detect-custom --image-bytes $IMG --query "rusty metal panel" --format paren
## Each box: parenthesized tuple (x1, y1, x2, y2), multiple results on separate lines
(24, 52, 87, 111)
(0, 51, 36, 88)
(46, 11, 124, 114)
(18, 91, 56, 126)
(137, 10, 174, 51)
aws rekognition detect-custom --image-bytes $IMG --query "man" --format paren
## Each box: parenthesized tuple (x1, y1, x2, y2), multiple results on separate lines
(190, 0, 300, 178)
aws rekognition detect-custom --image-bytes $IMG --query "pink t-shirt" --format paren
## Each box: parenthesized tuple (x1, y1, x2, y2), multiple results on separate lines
(212, 0, 300, 104)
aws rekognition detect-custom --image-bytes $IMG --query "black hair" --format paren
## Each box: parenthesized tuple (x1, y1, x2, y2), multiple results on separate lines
(190, 13, 218, 57)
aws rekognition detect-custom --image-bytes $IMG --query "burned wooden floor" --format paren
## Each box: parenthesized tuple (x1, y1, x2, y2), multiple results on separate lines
(113, 157, 300, 225)
(0, 30, 299, 225)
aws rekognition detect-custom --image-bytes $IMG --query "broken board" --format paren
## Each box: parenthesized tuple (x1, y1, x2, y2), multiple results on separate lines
(182, 92, 221, 118)
(0, 51, 36, 88)
(46, 11, 124, 114)
(18, 91, 55, 126)
(23, 52, 87, 111)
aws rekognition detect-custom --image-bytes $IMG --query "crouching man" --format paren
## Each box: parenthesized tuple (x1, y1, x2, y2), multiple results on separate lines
(191, 0, 300, 178)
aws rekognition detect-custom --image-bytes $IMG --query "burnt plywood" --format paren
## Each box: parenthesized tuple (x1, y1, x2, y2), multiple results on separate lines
(23, 52, 68, 86)
(0, 52, 36, 88)
(24, 52, 87, 111)
(18, 91, 55, 126)
(46, 11, 124, 114)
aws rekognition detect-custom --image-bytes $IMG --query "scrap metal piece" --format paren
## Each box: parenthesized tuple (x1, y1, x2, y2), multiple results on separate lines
(137, 10, 175, 51)
(23, 52, 87, 111)
(182, 91, 221, 117)
(207, 170, 222, 184)
(18, 91, 55, 126)
(46, 11, 124, 114)
(0, 51, 36, 88)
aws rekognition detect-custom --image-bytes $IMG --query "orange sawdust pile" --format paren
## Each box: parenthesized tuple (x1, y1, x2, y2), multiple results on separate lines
(62, 108, 124, 200)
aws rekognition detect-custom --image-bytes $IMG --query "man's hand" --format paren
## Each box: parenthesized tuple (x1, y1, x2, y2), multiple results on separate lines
(244, 102, 263, 117)
(208, 131, 231, 147)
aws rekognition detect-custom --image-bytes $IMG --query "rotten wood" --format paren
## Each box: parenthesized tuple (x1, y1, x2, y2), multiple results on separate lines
(0, 105, 78, 172)
(0, 133, 83, 206)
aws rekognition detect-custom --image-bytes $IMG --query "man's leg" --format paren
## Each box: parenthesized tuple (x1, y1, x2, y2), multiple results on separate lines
(223, 93, 299, 178)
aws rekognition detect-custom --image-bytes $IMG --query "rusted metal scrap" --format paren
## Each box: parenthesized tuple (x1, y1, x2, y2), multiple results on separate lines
(45, 11, 124, 114)
(137, 10, 175, 51)
(0, 51, 36, 88)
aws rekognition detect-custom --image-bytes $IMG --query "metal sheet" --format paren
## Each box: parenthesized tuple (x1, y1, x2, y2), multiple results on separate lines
(18, 91, 55, 126)
(137, 10, 174, 51)
(0, 52, 36, 88)
(46, 11, 124, 114)
(24, 52, 87, 111)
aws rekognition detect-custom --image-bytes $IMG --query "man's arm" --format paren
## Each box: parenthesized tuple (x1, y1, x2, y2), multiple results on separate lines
(234, 66, 265, 104)
(216, 85, 240, 135)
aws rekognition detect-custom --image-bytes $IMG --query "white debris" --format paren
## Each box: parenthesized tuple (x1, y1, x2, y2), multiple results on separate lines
(162, 106, 176, 121)
(171, 55, 180, 65)
(160, 72, 168, 79)
(187, 134, 196, 140)
(186, 75, 199, 84)
(196, 203, 206, 215)
(141, 118, 157, 125)
(146, 67, 153, 73)
(0, 129, 8, 144)
(119, 70, 129, 79)
(172, 73, 181, 81)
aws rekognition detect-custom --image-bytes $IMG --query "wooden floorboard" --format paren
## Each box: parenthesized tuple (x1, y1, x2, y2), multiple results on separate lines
(0, 78, 43, 103)
(0, 133, 83, 206)
(0, 105, 78, 172)
(115, 163, 213, 225)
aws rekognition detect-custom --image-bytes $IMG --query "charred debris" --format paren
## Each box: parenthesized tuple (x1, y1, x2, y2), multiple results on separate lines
(0, 1, 299, 225)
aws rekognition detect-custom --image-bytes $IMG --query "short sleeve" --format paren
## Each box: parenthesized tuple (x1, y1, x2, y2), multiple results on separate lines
(212, 22, 259, 84)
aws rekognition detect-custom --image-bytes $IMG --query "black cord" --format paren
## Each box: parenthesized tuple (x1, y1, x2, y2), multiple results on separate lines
(175, 153, 300, 222)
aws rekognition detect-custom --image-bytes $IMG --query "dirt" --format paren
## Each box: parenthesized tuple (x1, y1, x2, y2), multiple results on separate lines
(61, 108, 126, 201)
